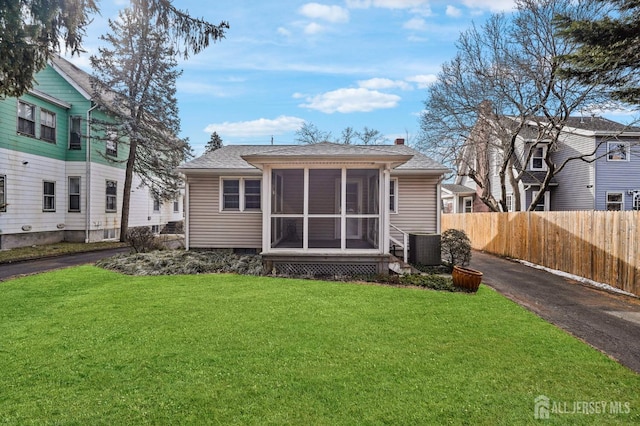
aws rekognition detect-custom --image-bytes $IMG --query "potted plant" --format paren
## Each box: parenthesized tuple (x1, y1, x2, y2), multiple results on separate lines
(441, 229, 482, 292)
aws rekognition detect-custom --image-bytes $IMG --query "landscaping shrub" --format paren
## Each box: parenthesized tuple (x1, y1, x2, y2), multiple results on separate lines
(440, 228, 472, 272)
(126, 226, 162, 253)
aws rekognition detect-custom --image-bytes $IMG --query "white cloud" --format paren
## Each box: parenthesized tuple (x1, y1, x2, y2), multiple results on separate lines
(299, 3, 349, 23)
(461, 0, 516, 12)
(204, 115, 306, 137)
(403, 17, 427, 31)
(346, 0, 429, 9)
(446, 5, 462, 17)
(277, 27, 292, 37)
(304, 22, 326, 35)
(358, 78, 412, 91)
(406, 74, 437, 89)
(300, 88, 401, 113)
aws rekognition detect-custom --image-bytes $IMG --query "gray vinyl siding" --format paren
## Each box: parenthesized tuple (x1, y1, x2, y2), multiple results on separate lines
(390, 175, 440, 234)
(188, 175, 262, 249)
(595, 136, 640, 210)
(551, 132, 595, 210)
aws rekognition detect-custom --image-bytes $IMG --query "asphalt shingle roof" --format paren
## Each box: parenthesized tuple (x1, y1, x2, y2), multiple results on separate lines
(180, 142, 448, 172)
(442, 184, 475, 194)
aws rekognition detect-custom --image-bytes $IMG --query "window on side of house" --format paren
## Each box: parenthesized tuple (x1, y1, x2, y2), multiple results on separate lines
(17, 101, 36, 137)
(531, 190, 548, 211)
(244, 179, 261, 210)
(106, 180, 117, 212)
(634, 193, 640, 211)
(173, 198, 180, 213)
(607, 141, 630, 161)
(106, 130, 118, 157)
(0, 175, 6, 212)
(221, 178, 262, 212)
(389, 178, 398, 213)
(530, 145, 546, 170)
(153, 196, 160, 212)
(505, 193, 514, 212)
(463, 196, 473, 213)
(69, 116, 82, 150)
(68, 176, 81, 212)
(43, 181, 56, 212)
(606, 192, 624, 211)
(40, 109, 56, 143)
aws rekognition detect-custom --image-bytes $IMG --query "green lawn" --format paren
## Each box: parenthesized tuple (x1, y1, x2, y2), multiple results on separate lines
(0, 267, 638, 425)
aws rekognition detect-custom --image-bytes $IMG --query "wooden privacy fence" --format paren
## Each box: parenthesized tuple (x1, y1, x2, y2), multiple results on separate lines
(442, 211, 640, 297)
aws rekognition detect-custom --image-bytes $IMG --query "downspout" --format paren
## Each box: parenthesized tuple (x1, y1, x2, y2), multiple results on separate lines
(85, 103, 99, 243)
(437, 175, 444, 234)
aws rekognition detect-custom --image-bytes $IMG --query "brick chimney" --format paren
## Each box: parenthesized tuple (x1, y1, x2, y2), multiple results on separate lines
(394, 138, 405, 145)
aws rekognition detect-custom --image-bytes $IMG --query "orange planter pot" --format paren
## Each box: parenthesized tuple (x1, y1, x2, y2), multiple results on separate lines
(452, 265, 483, 292)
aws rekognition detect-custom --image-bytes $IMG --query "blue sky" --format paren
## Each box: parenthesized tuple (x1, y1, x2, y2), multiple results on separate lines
(66, 0, 518, 155)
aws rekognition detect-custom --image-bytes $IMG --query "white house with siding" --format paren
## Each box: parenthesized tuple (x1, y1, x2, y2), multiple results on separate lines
(178, 140, 448, 274)
(0, 56, 183, 250)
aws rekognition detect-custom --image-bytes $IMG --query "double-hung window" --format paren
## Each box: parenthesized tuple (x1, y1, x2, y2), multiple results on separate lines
(606, 192, 624, 211)
(389, 178, 398, 213)
(106, 180, 117, 212)
(530, 145, 546, 170)
(18, 101, 36, 136)
(40, 110, 56, 143)
(43, 181, 56, 212)
(607, 142, 630, 161)
(221, 178, 261, 211)
(68, 177, 81, 212)
(153, 197, 160, 212)
(0, 175, 6, 212)
(69, 116, 82, 149)
(106, 130, 118, 157)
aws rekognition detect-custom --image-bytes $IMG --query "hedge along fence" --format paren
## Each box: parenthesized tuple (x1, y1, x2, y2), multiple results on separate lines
(442, 211, 640, 297)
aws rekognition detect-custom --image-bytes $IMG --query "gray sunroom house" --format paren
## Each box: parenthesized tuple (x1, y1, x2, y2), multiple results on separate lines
(178, 141, 448, 274)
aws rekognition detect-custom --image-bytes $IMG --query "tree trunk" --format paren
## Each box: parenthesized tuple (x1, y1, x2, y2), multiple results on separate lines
(119, 138, 138, 242)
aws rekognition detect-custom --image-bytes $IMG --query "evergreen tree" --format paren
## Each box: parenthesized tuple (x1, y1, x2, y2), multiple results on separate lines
(0, 0, 227, 98)
(205, 132, 224, 152)
(91, 0, 192, 242)
(556, 0, 640, 103)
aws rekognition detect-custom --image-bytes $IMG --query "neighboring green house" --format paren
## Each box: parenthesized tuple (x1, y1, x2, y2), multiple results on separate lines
(0, 56, 183, 249)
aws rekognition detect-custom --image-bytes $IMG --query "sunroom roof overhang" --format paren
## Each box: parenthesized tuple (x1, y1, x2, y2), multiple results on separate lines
(241, 153, 414, 169)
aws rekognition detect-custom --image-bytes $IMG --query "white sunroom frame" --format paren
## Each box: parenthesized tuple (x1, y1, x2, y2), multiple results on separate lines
(259, 162, 395, 256)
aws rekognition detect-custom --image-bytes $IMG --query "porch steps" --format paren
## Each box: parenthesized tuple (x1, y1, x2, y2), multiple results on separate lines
(388, 255, 419, 275)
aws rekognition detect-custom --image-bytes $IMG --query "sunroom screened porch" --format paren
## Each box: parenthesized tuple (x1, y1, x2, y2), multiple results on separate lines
(241, 143, 413, 258)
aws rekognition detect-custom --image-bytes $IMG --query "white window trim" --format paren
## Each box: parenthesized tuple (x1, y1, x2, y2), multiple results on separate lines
(17, 100, 36, 137)
(390, 178, 398, 214)
(505, 193, 514, 212)
(462, 196, 473, 213)
(219, 177, 262, 212)
(43, 180, 56, 212)
(607, 141, 630, 162)
(531, 190, 550, 211)
(106, 180, 117, 213)
(68, 176, 81, 213)
(606, 191, 624, 211)
(40, 109, 56, 143)
(529, 145, 547, 171)
(0, 175, 6, 213)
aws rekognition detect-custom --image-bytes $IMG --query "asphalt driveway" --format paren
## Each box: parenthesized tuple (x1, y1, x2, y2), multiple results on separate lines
(470, 250, 640, 374)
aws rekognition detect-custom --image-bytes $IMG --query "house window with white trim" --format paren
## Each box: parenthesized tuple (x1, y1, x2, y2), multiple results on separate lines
(153, 196, 160, 212)
(69, 116, 82, 150)
(40, 109, 56, 143)
(607, 142, 630, 161)
(68, 176, 81, 212)
(221, 178, 261, 211)
(18, 101, 36, 137)
(106, 180, 117, 212)
(106, 130, 118, 157)
(389, 178, 398, 213)
(531, 190, 549, 211)
(43, 181, 56, 212)
(463, 196, 473, 213)
(0, 175, 6, 212)
(530, 146, 547, 170)
(505, 193, 514, 212)
(173, 198, 180, 213)
(606, 192, 624, 211)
